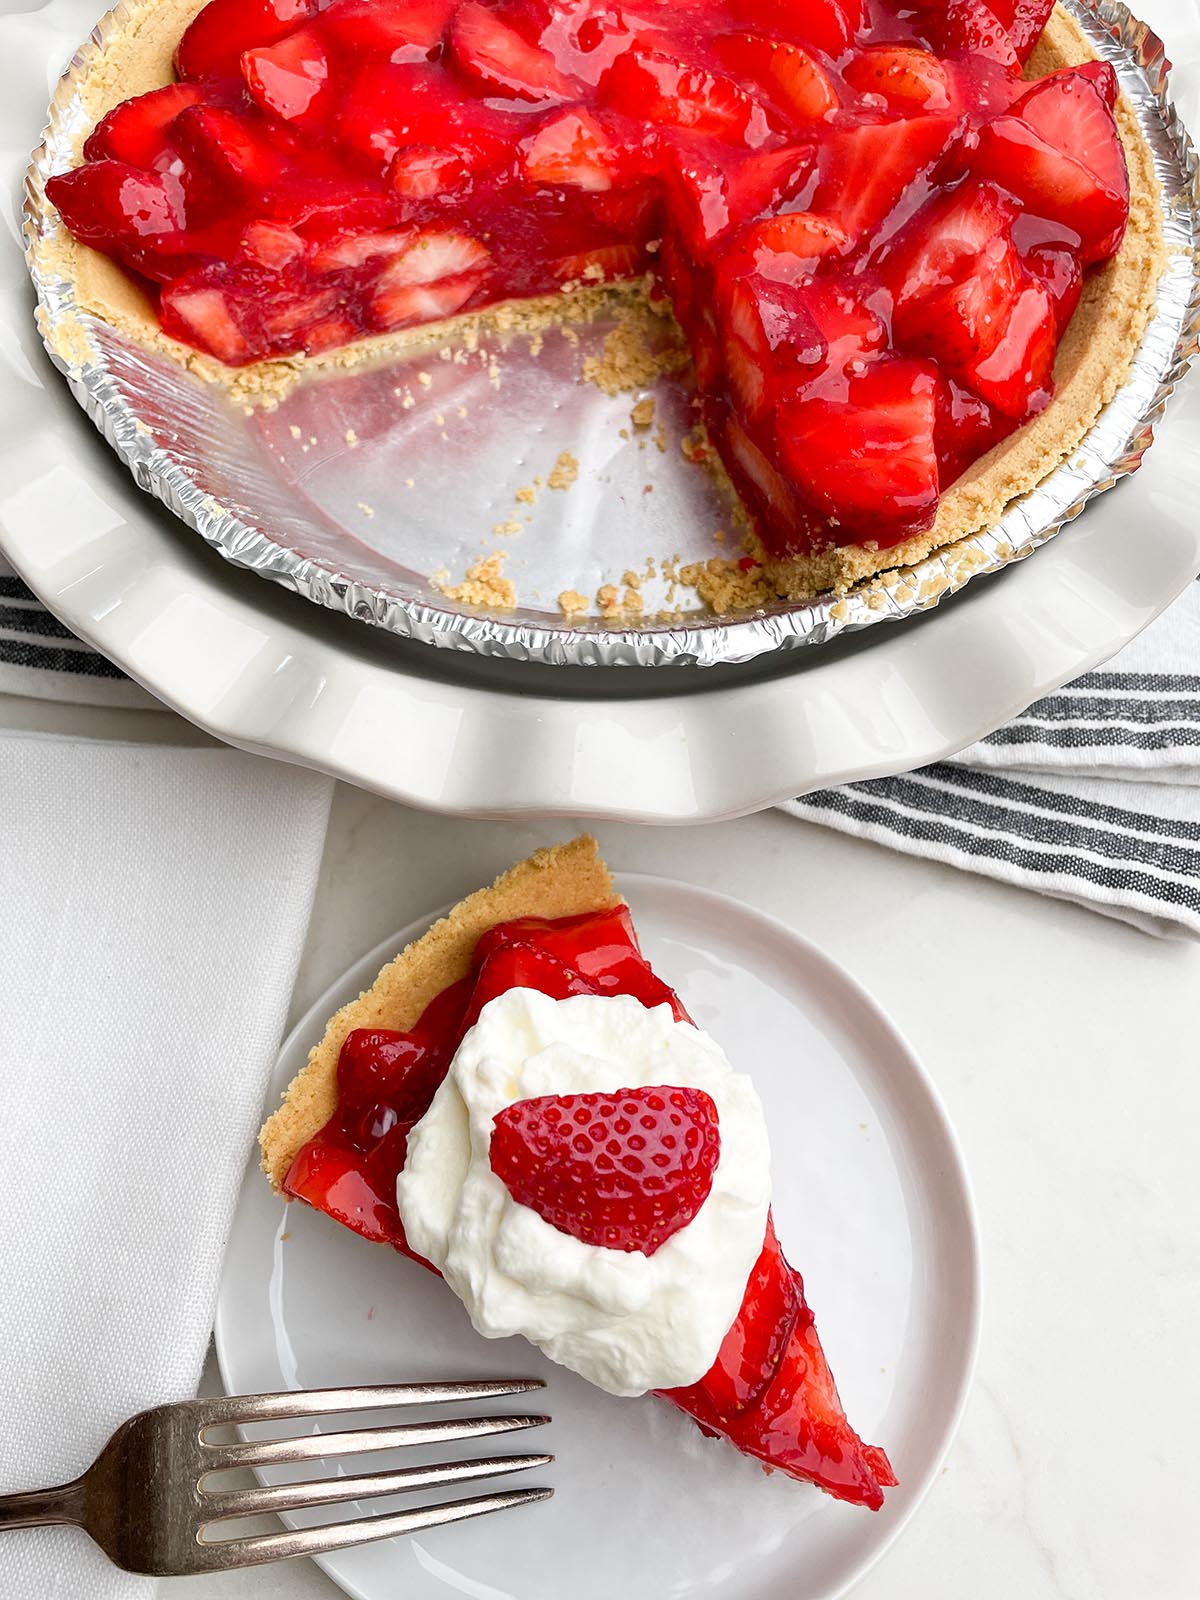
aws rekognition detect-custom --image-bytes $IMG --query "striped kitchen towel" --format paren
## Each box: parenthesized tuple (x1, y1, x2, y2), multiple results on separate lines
(0, 556, 157, 710)
(788, 581, 1200, 941)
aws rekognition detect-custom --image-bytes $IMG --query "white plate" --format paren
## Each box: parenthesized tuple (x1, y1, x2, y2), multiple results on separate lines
(3, 1, 1198, 819)
(215, 874, 981, 1600)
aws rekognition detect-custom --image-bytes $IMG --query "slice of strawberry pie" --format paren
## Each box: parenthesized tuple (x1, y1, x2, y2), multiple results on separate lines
(39, 0, 1164, 601)
(259, 836, 896, 1508)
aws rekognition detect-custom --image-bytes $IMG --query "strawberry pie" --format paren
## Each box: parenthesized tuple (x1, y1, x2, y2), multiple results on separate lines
(258, 837, 897, 1508)
(39, 0, 1163, 598)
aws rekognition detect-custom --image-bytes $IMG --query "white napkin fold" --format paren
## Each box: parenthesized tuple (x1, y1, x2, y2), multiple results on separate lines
(0, 731, 332, 1600)
(789, 583, 1200, 940)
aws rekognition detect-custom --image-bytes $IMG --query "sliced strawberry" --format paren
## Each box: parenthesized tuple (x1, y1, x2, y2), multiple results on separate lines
(777, 358, 941, 540)
(338, 62, 514, 176)
(716, 34, 839, 125)
(389, 146, 470, 197)
(321, 0, 453, 57)
(722, 211, 848, 282)
(718, 411, 807, 547)
(800, 280, 887, 374)
(960, 278, 1056, 417)
(242, 29, 330, 122)
(375, 229, 491, 286)
(522, 107, 621, 191)
(550, 242, 643, 281)
(1023, 241, 1083, 331)
(261, 285, 343, 336)
(490, 1084, 721, 1255)
(45, 161, 185, 251)
(284, 1139, 403, 1244)
(975, 67, 1129, 263)
(662, 144, 814, 253)
(175, 0, 317, 80)
(83, 83, 208, 169)
(160, 283, 250, 362)
(885, 178, 1020, 309)
(987, 0, 1055, 62)
(933, 0, 1020, 74)
(844, 46, 953, 114)
(312, 227, 415, 272)
(1071, 58, 1120, 109)
(725, 336, 768, 418)
(449, 1, 574, 103)
(370, 270, 484, 329)
(601, 47, 771, 146)
(724, 272, 827, 367)
(240, 218, 306, 268)
(816, 113, 961, 240)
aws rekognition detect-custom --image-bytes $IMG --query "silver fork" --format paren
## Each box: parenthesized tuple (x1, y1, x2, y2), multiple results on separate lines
(0, 1380, 552, 1575)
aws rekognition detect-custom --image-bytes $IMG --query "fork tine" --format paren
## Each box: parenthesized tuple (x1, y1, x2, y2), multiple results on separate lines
(197, 1380, 545, 1429)
(203, 1414, 550, 1472)
(204, 1487, 553, 1567)
(201, 1454, 553, 1521)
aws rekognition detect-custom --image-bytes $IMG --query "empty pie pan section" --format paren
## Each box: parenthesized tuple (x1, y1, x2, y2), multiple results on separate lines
(23, 0, 1200, 667)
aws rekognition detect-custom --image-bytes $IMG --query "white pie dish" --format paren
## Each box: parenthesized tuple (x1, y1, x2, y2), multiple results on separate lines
(1, 0, 1199, 819)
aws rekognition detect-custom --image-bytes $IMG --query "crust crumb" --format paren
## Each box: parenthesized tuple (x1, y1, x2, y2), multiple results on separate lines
(630, 396, 656, 429)
(438, 552, 516, 610)
(558, 588, 589, 619)
(548, 450, 579, 490)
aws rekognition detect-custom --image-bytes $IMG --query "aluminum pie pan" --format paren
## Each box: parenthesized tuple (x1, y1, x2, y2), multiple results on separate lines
(23, 0, 1200, 670)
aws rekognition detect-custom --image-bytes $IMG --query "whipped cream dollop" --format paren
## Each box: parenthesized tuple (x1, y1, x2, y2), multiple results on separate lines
(396, 987, 771, 1396)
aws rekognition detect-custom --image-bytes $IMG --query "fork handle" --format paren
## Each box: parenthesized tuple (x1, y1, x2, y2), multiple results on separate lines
(0, 1481, 85, 1531)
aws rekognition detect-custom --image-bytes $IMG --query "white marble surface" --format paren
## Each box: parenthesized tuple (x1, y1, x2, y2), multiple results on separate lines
(5, 685, 1200, 1597)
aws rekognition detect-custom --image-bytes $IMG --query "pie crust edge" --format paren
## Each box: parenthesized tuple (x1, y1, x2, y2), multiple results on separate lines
(257, 834, 621, 1193)
(30, 0, 1169, 603)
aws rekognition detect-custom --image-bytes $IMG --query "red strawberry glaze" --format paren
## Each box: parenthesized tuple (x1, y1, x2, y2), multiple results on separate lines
(47, 0, 1128, 556)
(282, 904, 895, 1509)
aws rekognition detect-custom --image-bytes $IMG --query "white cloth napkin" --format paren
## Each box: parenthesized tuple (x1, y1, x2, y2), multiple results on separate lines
(0, 730, 332, 1600)
(788, 583, 1200, 940)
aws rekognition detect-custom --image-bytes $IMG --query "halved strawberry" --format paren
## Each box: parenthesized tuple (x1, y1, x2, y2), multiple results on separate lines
(240, 218, 306, 268)
(490, 1085, 721, 1256)
(175, 0, 316, 80)
(242, 29, 330, 122)
(722, 212, 848, 281)
(321, 0, 453, 57)
(844, 46, 952, 114)
(45, 161, 185, 252)
(974, 67, 1129, 263)
(1023, 241, 1083, 331)
(816, 113, 961, 241)
(522, 107, 621, 191)
(1071, 58, 1120, 109)
(171, 105, 288, 191)
(283, 1139, 401, 1244)
(83, 83, 208, 168)
(777, 358, 941, 540)
(389, 145, 470, 197)
(160, 282, 250, 362)
(933, 0, 1020, 74)
(987, 0, 1055, 62)
(371, 270, 485, 329)
(716, 34, 839, 125)
(311, 227, 415, 272)
(376, 229, 491, 287)
(600, 47, 771, 146)
(550, 242, 644, 281)
(449, 2, 574, 103)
